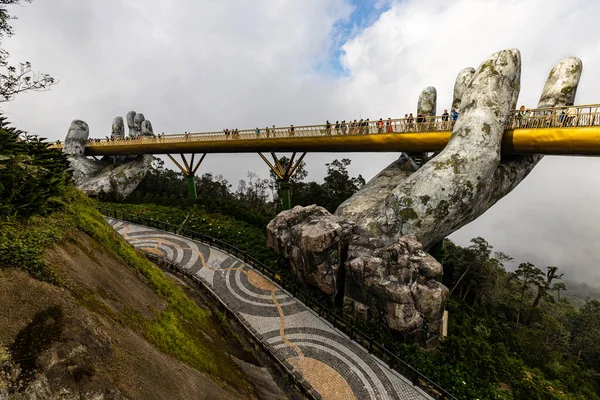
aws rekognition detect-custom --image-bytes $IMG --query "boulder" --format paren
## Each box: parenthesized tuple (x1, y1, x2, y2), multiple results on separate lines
(267, 205, 355, 296)
(343, 233, 448, 340)
(268, 204, 449, 342)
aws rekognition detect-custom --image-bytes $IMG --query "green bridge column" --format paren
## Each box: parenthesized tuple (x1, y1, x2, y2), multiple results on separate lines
(187, 174, 197, 201)
(167, 153, 206, 202)
(280, 179, 291, 210)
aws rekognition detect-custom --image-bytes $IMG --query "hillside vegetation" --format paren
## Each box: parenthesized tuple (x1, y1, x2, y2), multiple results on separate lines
(0, 120, 291, 399)
(101, 159, 600, 400)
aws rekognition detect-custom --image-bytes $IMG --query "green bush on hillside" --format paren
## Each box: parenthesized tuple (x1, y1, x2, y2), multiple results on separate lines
(0, 117, 70, 218)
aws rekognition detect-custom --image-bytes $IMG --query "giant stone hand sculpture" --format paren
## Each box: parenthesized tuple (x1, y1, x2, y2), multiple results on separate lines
(63, 111, 154, 197)
(267, 49, 582, 345)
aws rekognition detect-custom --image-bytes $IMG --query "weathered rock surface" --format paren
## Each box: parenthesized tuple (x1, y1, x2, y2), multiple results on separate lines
(451, 67, 475, 112)
(267, 205, 355, 296)
(267, 205, 447, 341)
(267, 49, 584, 344)
(111, 117, 124, 139)
(343, 234, 447, 340)
(64, 112, 154, 198)
(417, 86, 437, 116)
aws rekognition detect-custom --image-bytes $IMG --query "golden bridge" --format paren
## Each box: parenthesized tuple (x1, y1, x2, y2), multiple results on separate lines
(53, 104, 600, 205)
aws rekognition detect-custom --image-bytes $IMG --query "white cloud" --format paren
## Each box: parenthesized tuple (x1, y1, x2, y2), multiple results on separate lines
(338, 0, 600, 281)
(2, 0, 600, 282)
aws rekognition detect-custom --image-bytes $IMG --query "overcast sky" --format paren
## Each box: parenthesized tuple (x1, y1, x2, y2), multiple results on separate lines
(3, 0, 600, 283)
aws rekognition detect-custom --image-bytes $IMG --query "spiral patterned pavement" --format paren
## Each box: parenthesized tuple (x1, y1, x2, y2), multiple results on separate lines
(108, 218, 431, 400)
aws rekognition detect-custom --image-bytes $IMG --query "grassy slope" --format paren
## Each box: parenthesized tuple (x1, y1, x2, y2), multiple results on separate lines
(0, 189, 251, 392)
(102, 201, 600, 400)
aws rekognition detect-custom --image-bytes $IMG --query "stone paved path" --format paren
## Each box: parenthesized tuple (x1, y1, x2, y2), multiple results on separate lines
(108, 219, 431, 400)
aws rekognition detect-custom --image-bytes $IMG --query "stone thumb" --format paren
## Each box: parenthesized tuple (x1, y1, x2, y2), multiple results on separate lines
(63, 120, 89, 156)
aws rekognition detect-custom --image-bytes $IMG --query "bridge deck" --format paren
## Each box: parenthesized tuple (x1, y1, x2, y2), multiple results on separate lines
(55, 104, 600, 156)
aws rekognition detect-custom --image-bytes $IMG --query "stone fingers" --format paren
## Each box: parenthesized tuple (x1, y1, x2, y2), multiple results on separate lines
(489, 57, 583, 199)
(336, 87, 438, 221)
(141, 120, 154, 136)
(365, 49, 521, 247)
(126, 111, 136, 137)
(417, 86, 437, 116)
(451, 67, 475, 112)
(63, 120, 90, 156)
(112, 117, 124, 139)
(537, 57, 582, 108)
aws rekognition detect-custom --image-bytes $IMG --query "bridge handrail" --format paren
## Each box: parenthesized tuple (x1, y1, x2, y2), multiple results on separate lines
(99, 207, 458, 400)
(50, 103, 600, 150)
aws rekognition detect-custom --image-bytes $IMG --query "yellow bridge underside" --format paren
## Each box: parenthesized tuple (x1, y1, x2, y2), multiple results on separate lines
(79, 127, 600, 157)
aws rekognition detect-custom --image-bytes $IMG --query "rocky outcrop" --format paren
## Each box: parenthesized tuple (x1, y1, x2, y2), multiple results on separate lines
(267, 205, 355, 296)
(343, 234, 447, 343)
(267, 206, 447, 344)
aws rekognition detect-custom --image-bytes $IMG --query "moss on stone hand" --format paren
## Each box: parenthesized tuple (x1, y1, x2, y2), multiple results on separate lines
(399, 207, 418, 221)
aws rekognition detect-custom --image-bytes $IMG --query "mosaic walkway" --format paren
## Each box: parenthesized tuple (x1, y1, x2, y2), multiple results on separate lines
(108, 219, 431, 400)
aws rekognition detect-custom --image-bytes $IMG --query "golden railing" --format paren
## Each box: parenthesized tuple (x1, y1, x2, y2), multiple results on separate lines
(50, 104, 600, 155)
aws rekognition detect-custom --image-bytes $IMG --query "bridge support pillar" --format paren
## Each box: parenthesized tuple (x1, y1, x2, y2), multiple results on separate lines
(259, 152, 306, 210)
(186, 175, 198, 200)
(280, 179, 291, 210)
(167, 153, 206, 201)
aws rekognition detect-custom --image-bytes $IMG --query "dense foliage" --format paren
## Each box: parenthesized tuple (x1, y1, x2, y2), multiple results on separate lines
(100, 159, 600, 399)
(0, 118, 70, 217)
(104, 155, 366, 218)
(0, 130, 252, 389)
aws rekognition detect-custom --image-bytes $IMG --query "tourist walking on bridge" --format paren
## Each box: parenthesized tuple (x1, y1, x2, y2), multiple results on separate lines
(451, 109, 458, 122)
(377, 118, 384, 133)
(325, 120, 331, 135)
(341, 120, 347, 135)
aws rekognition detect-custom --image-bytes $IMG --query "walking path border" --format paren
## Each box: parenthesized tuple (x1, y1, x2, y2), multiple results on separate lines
(102, 209, 455, 400)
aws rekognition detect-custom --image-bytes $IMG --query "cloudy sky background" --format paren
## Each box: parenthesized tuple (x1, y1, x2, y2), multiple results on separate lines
(3, 0, 600, 283)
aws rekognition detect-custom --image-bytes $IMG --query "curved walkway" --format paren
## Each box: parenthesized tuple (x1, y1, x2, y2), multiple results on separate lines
(108, 218, 431, 400)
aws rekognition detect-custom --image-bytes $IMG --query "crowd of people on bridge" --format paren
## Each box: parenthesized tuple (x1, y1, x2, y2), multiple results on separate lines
(220, 109, 461, 140)
(79, 104, 596, 145)
(514, 103, 585, 128)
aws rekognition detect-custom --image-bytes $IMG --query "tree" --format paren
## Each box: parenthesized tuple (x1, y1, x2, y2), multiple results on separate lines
(0, 1, 56, 102)
(512, 262, 545, 329)
(268, 155, 308, 207)
(532, 266, 563, 308)
(552, 281, 567, 301)
(0, 118, 69, 217)
(322, 158, 365, 212)
(571, 300, 600, 367)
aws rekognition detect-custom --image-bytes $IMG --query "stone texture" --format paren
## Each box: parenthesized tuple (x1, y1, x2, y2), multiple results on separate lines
(451, 67, 475, 112)
(112, 117, 124, 139)
(343, 234, 447, 339)
(417, 86, 436, 117)
(141, 120, 154, 136)
(134, 113, 145, 136)
(126, 110, 137, 137)
(267, 205, 355, 296)
(267, 49, 584, 345)
(64, 113, 154, 198)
